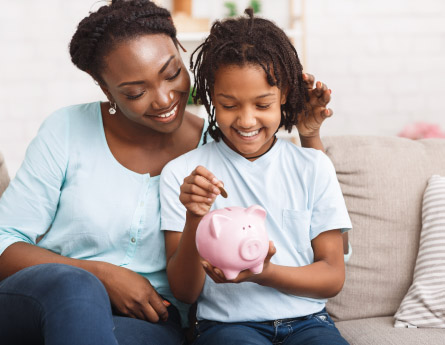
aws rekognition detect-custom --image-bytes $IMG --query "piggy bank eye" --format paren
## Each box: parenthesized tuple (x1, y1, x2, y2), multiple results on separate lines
(242, 227, 246, 230)
(248, 225, 251, 228)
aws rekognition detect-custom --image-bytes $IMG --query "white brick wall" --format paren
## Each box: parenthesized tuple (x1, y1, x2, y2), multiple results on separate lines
(304, 0, 445, 137)
(1, 0, 445, 176)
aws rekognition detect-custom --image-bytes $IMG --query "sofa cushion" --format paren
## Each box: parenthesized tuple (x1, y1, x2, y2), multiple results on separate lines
(323, 136, 445, 321)
(394, 175, 445, 328)
(0, 151, 10, 197)
(336, 316, 445, 345)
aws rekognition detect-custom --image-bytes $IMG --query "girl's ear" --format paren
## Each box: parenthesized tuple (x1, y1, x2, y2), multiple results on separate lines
(280, 86, 289, 105)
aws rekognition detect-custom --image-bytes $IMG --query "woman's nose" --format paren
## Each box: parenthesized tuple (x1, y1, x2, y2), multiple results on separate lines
(152, 88, 174, 111)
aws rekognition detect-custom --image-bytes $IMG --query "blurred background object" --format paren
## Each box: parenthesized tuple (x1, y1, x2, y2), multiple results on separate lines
(398, 122, 445, 140)
(1, 0, 445, 176)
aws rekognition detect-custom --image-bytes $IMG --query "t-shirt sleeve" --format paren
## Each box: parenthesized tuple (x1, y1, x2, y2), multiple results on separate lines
(310, 152, 352, 240)
(160, 157, 188, 232)
(0, 111, 68, 255)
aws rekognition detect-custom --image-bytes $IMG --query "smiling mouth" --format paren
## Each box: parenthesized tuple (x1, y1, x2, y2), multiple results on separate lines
(236, 128, 261, 137)
(153, 103, 179, 119)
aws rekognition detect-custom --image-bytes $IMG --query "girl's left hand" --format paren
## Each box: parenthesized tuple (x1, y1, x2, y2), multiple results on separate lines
(297, 73, 333, 138)
(201, 241, 277, 284)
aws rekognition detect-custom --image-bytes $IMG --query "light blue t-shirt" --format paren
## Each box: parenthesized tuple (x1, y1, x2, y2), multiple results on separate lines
(0, 101, 205, 323)
(160, 138, 352, 323)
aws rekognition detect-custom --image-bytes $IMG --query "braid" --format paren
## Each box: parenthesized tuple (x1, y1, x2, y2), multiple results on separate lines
(69, 0, 177, 84)
(191, 8, 308, 141)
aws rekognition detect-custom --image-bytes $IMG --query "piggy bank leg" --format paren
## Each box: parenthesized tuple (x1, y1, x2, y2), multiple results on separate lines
(249, 263, 264, 274)
(221, 269, 241, 280)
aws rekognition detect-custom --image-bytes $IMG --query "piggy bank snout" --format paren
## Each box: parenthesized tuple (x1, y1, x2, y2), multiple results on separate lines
(239, 238, 266, 261)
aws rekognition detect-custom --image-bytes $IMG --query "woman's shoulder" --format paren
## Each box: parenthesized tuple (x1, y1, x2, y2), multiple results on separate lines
(38, 102, 101, 141)
(42, 102, 100, 129)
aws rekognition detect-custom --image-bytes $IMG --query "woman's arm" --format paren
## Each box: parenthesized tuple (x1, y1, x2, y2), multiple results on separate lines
(0, 113, 168, 322)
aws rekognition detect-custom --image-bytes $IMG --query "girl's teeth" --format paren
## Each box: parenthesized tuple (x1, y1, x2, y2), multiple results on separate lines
(238, 129, 259, 137)
(157, 105, 177, 118)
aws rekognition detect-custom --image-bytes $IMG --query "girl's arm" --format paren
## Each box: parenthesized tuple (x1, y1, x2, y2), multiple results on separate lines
(165, 166, 222, 304)
(203, 229, 345, 299)
(254, 229, 345, 298)
(298, 75, 349, 255)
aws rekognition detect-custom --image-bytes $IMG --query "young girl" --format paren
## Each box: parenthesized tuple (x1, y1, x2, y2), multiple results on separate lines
(160, 9, 352, 345)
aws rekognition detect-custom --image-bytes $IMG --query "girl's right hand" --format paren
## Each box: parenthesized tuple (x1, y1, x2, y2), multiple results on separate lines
(96, 262, 169, 323)
(179, 165, 223, 217)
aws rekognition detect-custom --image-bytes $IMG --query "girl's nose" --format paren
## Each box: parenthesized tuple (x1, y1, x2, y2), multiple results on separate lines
(237, 111, 257, 129)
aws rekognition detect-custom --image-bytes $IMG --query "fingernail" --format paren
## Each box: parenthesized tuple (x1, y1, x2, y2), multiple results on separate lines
(202, 263, 208, 269)
(162, 300, 171, 307)
(212, 177, 218, 184)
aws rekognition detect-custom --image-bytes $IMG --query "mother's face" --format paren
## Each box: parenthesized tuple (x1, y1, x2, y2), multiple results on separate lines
(100, 34, 190, 134)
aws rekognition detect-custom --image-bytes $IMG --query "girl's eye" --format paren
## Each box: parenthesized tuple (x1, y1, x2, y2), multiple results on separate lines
(222, 105, 236, 109)
(166, 68, 181, 81)
(257, 104, 271, 109)
(125, 91, 145, 100)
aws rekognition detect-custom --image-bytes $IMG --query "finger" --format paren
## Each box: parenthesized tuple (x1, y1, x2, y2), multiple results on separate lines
(145, 296, 169, 323)
(193, 166, 222, 188)
(321, 88, 331, 106)
(184, 175, 220, 196)
(314, 81, 324, 97)
(265, 241, 277, 262)
(202, 261, 225, 283)
(324, 108, 333, 118)
(213, 268, 228, 281)
(303, 73, 315, 89)
(183, 193, 216, 204)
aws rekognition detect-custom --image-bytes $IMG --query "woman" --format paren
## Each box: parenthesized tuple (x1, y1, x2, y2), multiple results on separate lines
(0, 1, 333, 344)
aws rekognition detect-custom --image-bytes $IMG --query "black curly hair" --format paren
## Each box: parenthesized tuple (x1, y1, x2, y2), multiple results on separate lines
(191, 8, 308, 142)
(69, 0, 178, 84)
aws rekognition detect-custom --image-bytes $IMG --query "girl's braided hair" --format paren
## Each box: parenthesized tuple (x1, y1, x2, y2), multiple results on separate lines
(191, 8, 308, 142)
(69, 0, 177, 84)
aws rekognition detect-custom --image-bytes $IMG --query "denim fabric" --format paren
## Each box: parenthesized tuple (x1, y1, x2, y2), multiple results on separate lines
(193, 309, 349, 345)
(0, 264, 185, 345)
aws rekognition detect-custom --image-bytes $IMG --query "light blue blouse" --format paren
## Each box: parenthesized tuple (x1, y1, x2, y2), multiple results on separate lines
(0, 102, 204, 321)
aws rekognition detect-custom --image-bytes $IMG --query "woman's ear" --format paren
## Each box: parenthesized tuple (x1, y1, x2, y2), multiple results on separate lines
(98, 82, 114, 103)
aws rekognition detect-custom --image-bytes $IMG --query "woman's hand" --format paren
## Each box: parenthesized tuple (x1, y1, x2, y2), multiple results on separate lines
(201, 241, 276, 284)
(97, 262, 169, 323)
(179, 165, 223, 217)
(297, 73, 333, 139)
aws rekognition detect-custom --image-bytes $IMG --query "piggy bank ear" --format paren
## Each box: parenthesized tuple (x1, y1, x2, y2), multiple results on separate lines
(246, 205, 267, 220)
(210, 214, 232, 239)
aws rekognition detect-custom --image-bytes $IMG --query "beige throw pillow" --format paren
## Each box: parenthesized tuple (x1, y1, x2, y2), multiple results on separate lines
(394, 175, 445, 328)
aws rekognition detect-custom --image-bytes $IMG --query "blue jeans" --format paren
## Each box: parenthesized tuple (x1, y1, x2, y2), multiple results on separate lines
(193, 309, 349, 345)
(0, 264, 185, 345)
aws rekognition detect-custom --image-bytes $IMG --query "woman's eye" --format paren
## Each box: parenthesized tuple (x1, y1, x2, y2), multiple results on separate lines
(257, 104, 271, 109)
(125, 91, 145, 100)
(166, 68, 181, 81)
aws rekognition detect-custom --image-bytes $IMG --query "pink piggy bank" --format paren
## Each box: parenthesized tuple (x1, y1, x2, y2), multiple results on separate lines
(196, 205, 269, 280)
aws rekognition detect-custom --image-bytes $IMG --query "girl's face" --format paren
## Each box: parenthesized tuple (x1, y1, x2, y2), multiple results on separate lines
(213, 64, 286, 160)
(100, 34, 190, 134)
